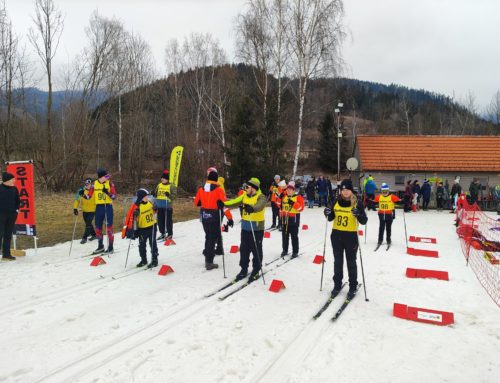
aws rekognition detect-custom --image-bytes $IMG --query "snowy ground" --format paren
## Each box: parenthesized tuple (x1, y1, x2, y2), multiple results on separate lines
(0, 207, 499, 383)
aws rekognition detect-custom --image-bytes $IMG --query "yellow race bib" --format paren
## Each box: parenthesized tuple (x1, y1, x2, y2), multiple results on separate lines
(332, 202, 357, 232)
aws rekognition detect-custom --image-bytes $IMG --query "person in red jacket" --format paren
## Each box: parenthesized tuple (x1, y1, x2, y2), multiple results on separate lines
(277, 181, 305, 258)
(194, 169, 228, 270)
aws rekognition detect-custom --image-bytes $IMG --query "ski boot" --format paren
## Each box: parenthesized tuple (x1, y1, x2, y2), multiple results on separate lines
(136, 259, 147, 267)
(92, 245, 105, 255)
(80, 238, 87, 244)
(148, 258, 158, 269)
(205, 261, 219, 270)
(235, 269, 248, 281)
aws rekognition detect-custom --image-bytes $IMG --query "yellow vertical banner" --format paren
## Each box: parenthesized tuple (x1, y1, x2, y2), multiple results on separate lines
(169, 146, 184, 187)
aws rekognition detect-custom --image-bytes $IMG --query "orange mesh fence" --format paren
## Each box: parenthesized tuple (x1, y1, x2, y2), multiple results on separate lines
(456, 201, 500, 306)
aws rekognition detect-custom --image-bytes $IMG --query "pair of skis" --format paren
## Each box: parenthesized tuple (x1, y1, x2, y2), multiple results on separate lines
(205, 254, 298, 300)
(313, 283, 362, 321)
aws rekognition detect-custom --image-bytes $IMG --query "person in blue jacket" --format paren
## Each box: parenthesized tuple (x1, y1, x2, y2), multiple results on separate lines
(364, 176, 377, 211)
(316, 175, 328, 207)
(420, 180, 432, 210)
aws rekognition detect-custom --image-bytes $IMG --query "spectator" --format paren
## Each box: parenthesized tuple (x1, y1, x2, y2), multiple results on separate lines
(316, 175, 328, 207)
(436, 182, 445, 211)
(469, 179, 481, 205)
(403, 180, 412, 212)
(450, 177, 462, 213)
(421, 180, 431, 210)
(412, 180, 421, 207)
(0, 172, 20, 261)
(305, 176, 317, 208)
(364, 176, 377, 211)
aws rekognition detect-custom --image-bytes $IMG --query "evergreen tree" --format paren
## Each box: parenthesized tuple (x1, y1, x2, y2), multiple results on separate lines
(318, 112, 337, 172)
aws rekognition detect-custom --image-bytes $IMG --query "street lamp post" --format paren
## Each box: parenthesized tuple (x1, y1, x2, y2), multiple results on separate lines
(335, 102, 343, 181)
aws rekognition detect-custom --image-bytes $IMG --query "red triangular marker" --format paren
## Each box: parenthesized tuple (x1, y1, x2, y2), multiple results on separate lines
(90, 256, 106, 266)
(158, 265, 174, 276)
(264, 231, 271, 238)
(313, 255, 324, 264)
(269, 279, 286, 293)
(230, 245, 239, 253)
(164, 239, 176, 246)
(302, 224, 309, 230)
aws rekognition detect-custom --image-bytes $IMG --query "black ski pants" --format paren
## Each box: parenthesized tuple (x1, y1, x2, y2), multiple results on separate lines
(331, 230, 358, 291)
(138, 225, 158, 262)
(378, 213, 394, 244)
(202, 221, 220, 263)
(0, 212, 17, 257)
(157, 207, 173, 237)
(422, 197, 430, 210)
(240, 229, 264, 273)
(82, 212, 96, 239)
(282, 224, 299, 254)
(437, 197, 444, 210)
(271, 203, 281, 227)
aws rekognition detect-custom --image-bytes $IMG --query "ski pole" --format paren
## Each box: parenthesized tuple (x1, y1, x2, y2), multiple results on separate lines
(250, 220, 265, 285)
(124, 237, 132, 269)
(402, 208, 408, 248)
(68, 198, 81, 257)
(358, 231, 369, 302)
(364, 222, 367, 244)
(218, 208, 227, 278)
(320, 215, 329, 291)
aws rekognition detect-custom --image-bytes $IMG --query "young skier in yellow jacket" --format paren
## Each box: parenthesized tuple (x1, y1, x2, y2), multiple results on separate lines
(373, 183, 401, 247)
(72, 178, 96, 244)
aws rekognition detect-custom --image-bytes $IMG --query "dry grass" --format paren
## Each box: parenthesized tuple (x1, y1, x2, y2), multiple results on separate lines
(16, 193, 200, 249)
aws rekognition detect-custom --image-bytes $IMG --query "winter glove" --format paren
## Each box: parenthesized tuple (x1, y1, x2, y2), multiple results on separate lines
(351, 208, 361, 217)
(102, 187, 109, 195)
(73, 209, 78, 216)
(323, 207, 332, 217)
(243, 204, 254, 213)
(217, 200, 225, 209)
(78, 189, 84, 196)
(228, 219, 234, 228)
(126, 228, 135, 239)
(165, 191, 171, 198)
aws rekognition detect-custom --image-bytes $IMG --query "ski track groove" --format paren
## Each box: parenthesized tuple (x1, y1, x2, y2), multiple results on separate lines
(32, 238, 325, 382)
(247, 297, 344, 383)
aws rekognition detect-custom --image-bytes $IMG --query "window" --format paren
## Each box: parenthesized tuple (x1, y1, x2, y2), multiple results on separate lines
(395, 175, 405, 185)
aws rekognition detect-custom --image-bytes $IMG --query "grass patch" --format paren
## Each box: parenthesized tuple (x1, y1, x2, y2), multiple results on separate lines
(15, 193, 200, 249)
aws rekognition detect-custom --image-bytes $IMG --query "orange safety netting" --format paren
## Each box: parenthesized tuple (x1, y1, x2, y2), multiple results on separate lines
(456, 200, 500, 306)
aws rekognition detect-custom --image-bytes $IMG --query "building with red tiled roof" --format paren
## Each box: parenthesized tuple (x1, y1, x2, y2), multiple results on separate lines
(354, 135, 500, 208)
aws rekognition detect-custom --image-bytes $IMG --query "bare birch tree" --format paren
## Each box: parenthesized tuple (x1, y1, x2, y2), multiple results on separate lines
(164, 38, 184, 142)
(287, 0, 345, 177)
(28, 0, 64, 160)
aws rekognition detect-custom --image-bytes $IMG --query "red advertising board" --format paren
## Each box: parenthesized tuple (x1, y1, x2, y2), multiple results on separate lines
(6, 161, 36, 236)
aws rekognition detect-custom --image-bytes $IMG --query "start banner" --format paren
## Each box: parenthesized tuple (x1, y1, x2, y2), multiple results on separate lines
(6, 161, 36, 236)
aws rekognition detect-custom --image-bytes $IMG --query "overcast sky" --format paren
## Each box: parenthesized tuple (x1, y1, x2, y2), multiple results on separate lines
(5, 0, 500, 111)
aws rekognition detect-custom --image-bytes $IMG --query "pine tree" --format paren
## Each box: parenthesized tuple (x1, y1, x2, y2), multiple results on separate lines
(318, 112, 337, 172)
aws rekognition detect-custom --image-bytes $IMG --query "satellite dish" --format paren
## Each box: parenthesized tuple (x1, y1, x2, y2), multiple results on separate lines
(346, 157, 359, 171)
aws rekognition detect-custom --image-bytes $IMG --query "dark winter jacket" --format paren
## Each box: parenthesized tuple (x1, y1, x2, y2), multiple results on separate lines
(412, 183, 421, 196)
(421, 182, 431, 199)
(436, 186, 445, 199)
(450, 183, 462, 197)
(317, 178, 328, 193)
(305, 180, 316, 200)
(469, 182, 480, 200)
(0, 184, 20, 214)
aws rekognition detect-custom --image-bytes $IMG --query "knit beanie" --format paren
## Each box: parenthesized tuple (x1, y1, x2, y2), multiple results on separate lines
(2, 172, 14, 182)
(207, 171, 218, 182)
(247, 177, 261, 190)
(340, 179, 353, 191)
(161, 170, 169, 180)
(135, 188, 149, 203)
(97, 168, 108, 178)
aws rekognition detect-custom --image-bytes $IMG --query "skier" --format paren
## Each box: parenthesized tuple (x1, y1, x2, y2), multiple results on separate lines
(0, 172, 20, 261)
(123, 189, 159, 268)
(224, 177, 267, 281)
(420, 180, 431, 210)
(215, 176, 234, 255)
(324, 179, 368, 299)
(85, 169, 116, 254)
(277, 181, 305, 258)
(72, 178, 96, 244)
(152, 170, 176, 240)
(268, 175, 283, 229)
(194, 169, 227, 270)
(373, 183, 401, 248)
